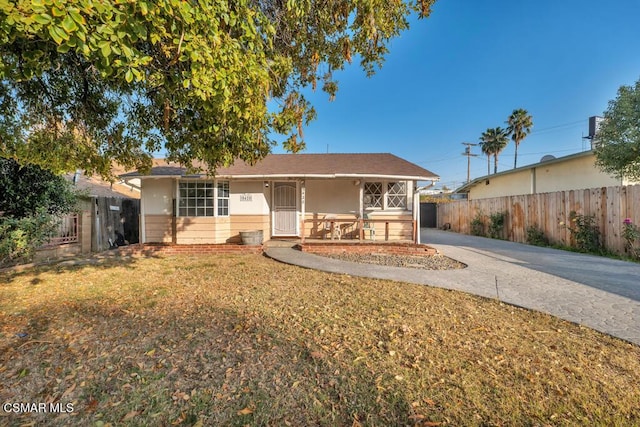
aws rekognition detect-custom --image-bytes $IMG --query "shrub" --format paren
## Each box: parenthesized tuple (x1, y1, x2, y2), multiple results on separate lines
(470, 211, 485, 237)
(488, 211, 507, 239)
(567, 211, 602, 254)
(0, 209, 58, 267)
(526, 225, 548, 247)
(622, 218, 640, 259)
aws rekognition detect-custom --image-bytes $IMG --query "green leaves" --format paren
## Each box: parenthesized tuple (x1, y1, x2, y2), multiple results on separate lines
(594, 77, 640, 181)
(0, 0, 436, 177)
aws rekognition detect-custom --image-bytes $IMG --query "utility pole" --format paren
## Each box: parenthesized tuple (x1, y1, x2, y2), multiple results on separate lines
(461, 142, 478, 183)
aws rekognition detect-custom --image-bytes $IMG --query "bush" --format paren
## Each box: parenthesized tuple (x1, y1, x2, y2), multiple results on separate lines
(0, 209, 58, 267)
(567, 211, 602, 254)
(470, 211, 485, 237)
(488, 211, 507, 239)
(622, 218, 640, 259)
(526, 225, 548, 247)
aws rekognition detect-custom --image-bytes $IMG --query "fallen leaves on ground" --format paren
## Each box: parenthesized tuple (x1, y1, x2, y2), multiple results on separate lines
(0, 254, 639, 426)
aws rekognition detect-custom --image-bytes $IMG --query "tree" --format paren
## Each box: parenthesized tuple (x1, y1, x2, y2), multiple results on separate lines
(479, 135, 493, 176)
(506, 108, 533, 168)
(480, 127, 509, 174)
(0, 0, 435, 179)
(594, 77, 640, 181)
(0, 158, 77, 218)
(0, 158, 78, 265)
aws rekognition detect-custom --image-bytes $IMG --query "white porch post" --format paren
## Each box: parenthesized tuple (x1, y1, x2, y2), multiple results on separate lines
(414, 183, 421, 244)
(358, 181, 364, 218)
(140, 182, 146, 244)
(300, 180, 306, 240)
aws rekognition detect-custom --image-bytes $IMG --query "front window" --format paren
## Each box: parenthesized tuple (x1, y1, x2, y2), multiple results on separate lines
(363, 181, 408, 210)
(178, 181, 214, 217)
(386, 182, 406, 209)
(363, 182, 383, 208)
(178, 180, 229, 217)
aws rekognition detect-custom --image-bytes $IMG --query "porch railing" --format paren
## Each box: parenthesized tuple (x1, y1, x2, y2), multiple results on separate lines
(301, 217, 417, 243)
(43, 214, 79, 247)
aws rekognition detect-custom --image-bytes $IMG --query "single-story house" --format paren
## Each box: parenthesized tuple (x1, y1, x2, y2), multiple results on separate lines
(120, 153, 439, 244)
(455, 150, 640, 200)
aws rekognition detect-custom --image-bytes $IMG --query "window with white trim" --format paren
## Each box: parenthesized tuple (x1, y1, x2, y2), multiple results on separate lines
(386, 182, 406, 209)
(363, 182, 383, 208)
(177, 180, 229, 217)
(217, 181, 229, 216)
(363, 181, 408, 210)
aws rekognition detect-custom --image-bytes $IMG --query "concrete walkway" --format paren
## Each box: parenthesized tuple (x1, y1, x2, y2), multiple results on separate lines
(264, 229, 640, 346)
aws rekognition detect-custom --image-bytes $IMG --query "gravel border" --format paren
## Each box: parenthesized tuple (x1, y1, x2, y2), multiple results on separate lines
(321, 252, 466, 270)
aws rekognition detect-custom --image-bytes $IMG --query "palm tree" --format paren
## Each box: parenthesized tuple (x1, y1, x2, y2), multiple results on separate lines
(506, 109, 533, 168)
(479, 134, 493, 176)
(480, 127, 509, 174)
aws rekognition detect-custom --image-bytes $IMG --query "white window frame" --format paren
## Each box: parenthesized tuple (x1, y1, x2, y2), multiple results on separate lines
(177, 179, 230, 217)
(217, 180, 230, 217)
(363, 180, 408, 211)
(386, 181, 407, 209)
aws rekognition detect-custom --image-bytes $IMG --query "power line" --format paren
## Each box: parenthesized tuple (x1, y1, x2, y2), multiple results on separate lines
(529, 119, 586, 135)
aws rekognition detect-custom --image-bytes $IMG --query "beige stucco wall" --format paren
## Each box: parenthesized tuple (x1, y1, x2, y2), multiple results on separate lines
(535, 154, 620, 193)
(469, 169, 532, 199)
(142, 179, 174, 215)
(305, 179, 360, 214)
(229, 181, 269, 215)
(469, 153, 629, 199)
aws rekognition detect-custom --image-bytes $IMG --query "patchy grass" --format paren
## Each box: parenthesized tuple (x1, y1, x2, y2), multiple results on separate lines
(1, 254, 639, 426)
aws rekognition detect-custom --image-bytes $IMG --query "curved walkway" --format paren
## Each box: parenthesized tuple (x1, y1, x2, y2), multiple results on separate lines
(264, 229, 640, 346)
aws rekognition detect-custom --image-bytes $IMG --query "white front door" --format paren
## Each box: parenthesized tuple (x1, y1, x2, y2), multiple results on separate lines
(273, 182, 298, 236)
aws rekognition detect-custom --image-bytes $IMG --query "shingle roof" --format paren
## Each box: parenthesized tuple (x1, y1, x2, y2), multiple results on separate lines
(65, 172, 140, 199)
(121, 153, 439, 181)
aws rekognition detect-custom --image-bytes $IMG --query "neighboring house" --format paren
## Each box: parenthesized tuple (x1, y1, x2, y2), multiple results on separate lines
(455, 150, 640, 200)
(120, 153, 439, 244)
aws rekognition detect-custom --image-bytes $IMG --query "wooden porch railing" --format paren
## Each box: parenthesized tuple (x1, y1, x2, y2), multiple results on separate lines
(301, 218, 417, 243)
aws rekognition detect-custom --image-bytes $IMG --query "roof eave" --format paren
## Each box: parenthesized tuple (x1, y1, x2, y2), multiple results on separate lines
(124, 173, 439, 181)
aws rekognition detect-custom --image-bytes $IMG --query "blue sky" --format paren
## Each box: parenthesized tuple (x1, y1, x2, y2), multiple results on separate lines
(271, 0, 640, 190)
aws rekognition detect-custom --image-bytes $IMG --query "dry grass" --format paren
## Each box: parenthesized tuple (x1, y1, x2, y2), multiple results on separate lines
(1, 254, 639, 426)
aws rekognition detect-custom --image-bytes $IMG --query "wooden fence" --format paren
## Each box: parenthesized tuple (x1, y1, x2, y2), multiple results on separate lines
(92, 197, 140, 251)
(437, 185, 640, 255)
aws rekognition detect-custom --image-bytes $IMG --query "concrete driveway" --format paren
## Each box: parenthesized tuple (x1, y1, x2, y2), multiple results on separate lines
(422, 229, 640, 302)
(421, 229, 640, 345)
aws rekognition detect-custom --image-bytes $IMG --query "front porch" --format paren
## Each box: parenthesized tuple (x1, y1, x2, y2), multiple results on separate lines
(299, 216, 418, 243)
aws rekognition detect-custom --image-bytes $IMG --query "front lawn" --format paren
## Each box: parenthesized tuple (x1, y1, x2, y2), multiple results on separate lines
(1, 254, 639, 426)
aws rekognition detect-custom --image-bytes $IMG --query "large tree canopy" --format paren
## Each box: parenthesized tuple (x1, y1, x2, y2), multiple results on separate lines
(0, 157, 77, 218)
(0, 0, 434, 178)
(594, 77, 640, 181)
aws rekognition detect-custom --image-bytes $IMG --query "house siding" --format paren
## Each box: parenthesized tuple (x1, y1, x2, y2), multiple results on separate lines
(535, 155, 620, 193)
(229, 215, 271, 243)
(467, 152, 635, 200)
(469, 169, 533, 199)
(145, 214, 173, 243)
(175, 216, 229, 244)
